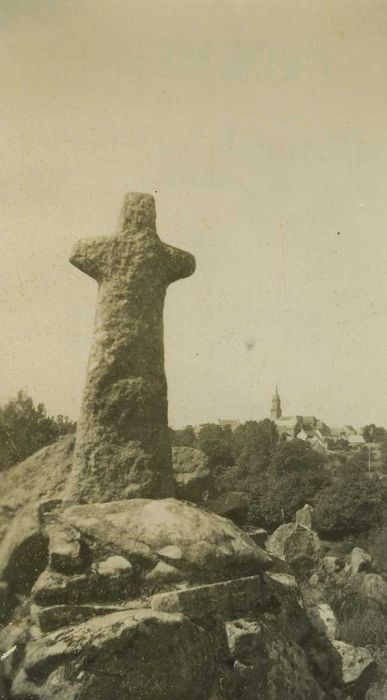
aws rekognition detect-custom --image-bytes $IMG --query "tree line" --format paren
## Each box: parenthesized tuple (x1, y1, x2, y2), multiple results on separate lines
(0, 390, 76, 471)
(2, 395, 387, 540)
(170, 420, 387, 537)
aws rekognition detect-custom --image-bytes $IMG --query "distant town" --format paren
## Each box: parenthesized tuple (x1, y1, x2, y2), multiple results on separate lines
(193, 387, 385, 455)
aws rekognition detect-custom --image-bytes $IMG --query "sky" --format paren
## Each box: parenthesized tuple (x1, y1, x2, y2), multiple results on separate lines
(1, 0, 387, 429)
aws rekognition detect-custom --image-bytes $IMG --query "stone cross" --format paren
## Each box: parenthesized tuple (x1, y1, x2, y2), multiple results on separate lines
(66, 193, 195, 504)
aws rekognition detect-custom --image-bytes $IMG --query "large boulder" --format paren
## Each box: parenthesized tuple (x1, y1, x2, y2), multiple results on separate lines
(0, 436, 75, 597)
(12, 572, 348, 700)
(0, 439, 213, 595)
(267, 522, 321, 579)
(30, 498, 274, 619)
(302, 584, 378, 698)
(54, 498, 273, 582)
(0, 445, 377, 700)
(333, 641, 376, 698)
(0, 435, 75, 535)
(172, 446, 212, 503)
(12, 609, 214, 700)
(1, 494, 374, 699)
(303, 589, 339, 642)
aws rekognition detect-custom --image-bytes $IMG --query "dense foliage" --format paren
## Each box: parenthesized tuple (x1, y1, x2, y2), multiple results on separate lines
(170, 420, 387, 534)
(313, 473, 385, 537)
(0, 390, 76, 470)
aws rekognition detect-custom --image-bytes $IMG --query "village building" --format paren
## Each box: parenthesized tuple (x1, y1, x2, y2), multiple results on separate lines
(270, 388, 364, 450)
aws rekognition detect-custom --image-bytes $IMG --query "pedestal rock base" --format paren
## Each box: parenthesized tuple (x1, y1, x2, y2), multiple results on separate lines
(5, 499, 350, 699)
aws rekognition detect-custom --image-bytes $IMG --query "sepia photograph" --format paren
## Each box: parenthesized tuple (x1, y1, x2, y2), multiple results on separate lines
(1, 1, 387, 698)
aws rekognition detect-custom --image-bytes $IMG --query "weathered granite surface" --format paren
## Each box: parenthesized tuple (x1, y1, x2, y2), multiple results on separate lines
(66, 193, 195, 504)
(267, 521, 321, 579)
(33, 499, 273, 602)
(12, 609, 214, 700)
(10, 567, 347, 700)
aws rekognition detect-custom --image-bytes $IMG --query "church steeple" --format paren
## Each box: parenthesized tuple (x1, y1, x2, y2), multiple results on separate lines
(271, 386, 282, 420)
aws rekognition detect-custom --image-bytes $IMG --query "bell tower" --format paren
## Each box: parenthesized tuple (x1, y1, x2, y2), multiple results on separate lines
(271, 386, 282, 421)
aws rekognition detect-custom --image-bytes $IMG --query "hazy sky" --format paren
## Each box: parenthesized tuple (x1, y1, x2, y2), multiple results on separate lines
(1, 0, 387, 429)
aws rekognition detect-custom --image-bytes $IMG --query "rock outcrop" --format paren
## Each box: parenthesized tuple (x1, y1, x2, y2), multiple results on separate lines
(333, 641, 376, 699)
(0, 471, 379, 699)
(0, 435, 75, 600)
(267, 521, 321, 579)
(302, 584, 376, 698)
(0, 494, 362, 700)
(31, 498, 273, 612)
(12, 609, 214, 700)
(309, 545, 387, 615)
(0, 439, 213, 594)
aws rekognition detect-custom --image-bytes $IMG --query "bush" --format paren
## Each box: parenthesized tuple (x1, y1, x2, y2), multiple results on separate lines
(247, 466, 331, 530)
(211, 463, 243, 495)
(271, 439, 324, 475)
(233, 419, 278, 464)
(196, 424, 234, 468)
(313, 477, 385, 537)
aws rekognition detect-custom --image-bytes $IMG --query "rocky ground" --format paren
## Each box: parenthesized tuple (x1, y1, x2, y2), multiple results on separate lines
(0, 438, 385, 698)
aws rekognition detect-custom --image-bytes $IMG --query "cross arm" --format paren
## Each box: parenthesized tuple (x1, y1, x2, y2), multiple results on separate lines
(70, 236, 111, 282)
(161, 243, 196, 284)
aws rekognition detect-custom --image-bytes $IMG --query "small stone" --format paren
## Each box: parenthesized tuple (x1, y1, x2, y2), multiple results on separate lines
(317, 603, 338, 640)
(295, 504, 313, 529)
(97, 556, 133, 577)
(157, 545, 183, 561)
(350, 547, 373, 575)
(145, 561, 186, 587)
